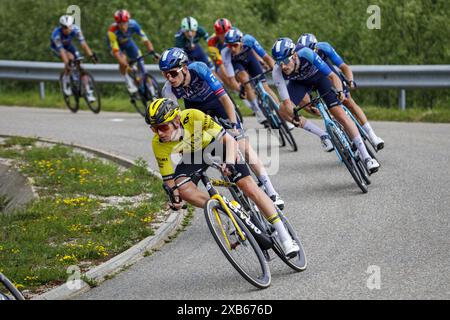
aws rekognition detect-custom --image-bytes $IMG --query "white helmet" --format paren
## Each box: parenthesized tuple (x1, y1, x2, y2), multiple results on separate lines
(59, 15, 74, 28)
(180, 16, 198, 32)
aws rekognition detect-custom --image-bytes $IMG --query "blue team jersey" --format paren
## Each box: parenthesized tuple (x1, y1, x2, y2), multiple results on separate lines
(50, 25, 85, 50)
(282, 44, 332, 81)
(231, 34, 266, 62)
(107, 19, 148, 52)
(315, 42, 345, 68)
(162, 61, 225, 105)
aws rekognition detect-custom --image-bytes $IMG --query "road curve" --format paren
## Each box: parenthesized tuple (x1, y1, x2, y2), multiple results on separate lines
(1, 106, 449, 299)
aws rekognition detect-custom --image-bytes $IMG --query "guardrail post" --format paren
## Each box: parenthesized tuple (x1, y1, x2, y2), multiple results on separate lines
(399, 89, 406, 110)
(39, 82, 45, 100)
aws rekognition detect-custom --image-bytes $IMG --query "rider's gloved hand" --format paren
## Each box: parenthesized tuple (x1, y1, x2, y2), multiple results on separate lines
(148, 51, 161, 61)
(349, 80, 357, 89)
(169, 194, 184, 211)
(90, 52, 99, 64)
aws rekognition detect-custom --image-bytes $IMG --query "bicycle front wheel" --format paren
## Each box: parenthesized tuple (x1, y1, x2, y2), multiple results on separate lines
(204, 199, 271, 289)
(83, 72, 101, 114)
(272, 105, 298, 152)
(328, 125, 368, 193)
(59, 72, 79, 113)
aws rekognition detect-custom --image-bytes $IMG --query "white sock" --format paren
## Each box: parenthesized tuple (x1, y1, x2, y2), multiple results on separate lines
(267, 213, 290, 243)
(362, 122, 377, 141)
(250, 98, 261, 113)
(258, 174, 277, 198)
(243, 99, 252, 108)
(303, 120, 327, 138)
(352, 135, 370, 161)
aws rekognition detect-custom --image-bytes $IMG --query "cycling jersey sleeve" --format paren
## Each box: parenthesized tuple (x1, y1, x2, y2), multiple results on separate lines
(297, 47, 332, 76)
(152, 137, 176, 181)
(317, 42, 344, 67)
(190, 62, 225, 98)
(162, 82, 179, 105)
(186, 109, 225, 141)
(243, 34, 266, 58)
(107, 25, 120, 53)
(51, 28, 63, 50)
(221, 47, 235, 77)
(272, 65, 290, 101)
(73, 25, 85, 44)
(130, 20, 149, 42)
(197, 26, 209, 41)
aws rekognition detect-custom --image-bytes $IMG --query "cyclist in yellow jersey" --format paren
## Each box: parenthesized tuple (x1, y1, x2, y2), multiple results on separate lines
(146, 98, 300, 256)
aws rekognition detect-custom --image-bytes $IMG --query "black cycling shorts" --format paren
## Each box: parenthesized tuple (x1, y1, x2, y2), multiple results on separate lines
(174, 142, 250, 185)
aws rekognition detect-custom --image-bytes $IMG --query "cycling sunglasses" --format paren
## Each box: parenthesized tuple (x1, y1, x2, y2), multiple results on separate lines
(151, 122, 172, 133)
(226, 43, 240, 49)
(276, 55, 294, 66)
(163, 67, 183, 79)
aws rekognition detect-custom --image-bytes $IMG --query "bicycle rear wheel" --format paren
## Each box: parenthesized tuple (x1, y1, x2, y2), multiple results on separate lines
(59, 72, 79, 113)
(204, 199, 271, 289)
(271, 210, 307, 272)
(145, 73, 161, 100)
(130, 91, 148, 117)
(328, 125, 368, 193)
(83, 72, 101, 114)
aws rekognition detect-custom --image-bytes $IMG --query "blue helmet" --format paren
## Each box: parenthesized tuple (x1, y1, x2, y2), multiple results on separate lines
(271, 37, 295, 62)
(297, 33, 318, 49)
(224, 27, 243, 44)
(159, 47, 188, 71)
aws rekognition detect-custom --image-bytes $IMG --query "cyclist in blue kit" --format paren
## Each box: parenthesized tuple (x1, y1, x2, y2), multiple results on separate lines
(271, 37, 380, 173)
(159, 47, 286, 209)
(50, 15, 98, 101)
(298, 33, 385, 151)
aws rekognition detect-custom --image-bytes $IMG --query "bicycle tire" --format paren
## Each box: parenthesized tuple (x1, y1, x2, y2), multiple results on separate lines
(145, 73, 162, 100)
(271, 210, 307, 272)
(59, 72, 79, 113)
(259, 99, 286, 148)
(130, 91, 148, 117)
(204, 199, 271, 289)
(328, 125, 368, 193)
(271, 104, 298, 152)
(83, 72, 101, 114)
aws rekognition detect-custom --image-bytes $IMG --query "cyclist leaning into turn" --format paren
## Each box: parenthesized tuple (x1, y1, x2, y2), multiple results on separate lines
(146, 98, 300, 256)
(271, 37, 380, 173)
(50, 15, 98, 102)
(158, 47, 286, 209)
(298, 33, 385, 151)
(221, 28, 334, 152)
(107, 9, 160, 94)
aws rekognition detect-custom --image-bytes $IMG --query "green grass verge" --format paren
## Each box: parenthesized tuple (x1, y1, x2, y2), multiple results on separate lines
(0, 137, 167, 295)
(1, 89, 449, 123)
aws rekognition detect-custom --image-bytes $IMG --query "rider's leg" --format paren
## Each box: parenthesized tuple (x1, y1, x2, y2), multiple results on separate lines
(237, 138, 281, 202)
(236, 176, 298, 252)
(176, 179, 210, 208)
(235, 70, 266, 124)
(283, 81, 334, 151)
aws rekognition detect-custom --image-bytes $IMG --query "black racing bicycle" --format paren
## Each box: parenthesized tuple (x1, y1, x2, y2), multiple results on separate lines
(59, 56, 101, 114)
(127, 53, 162, 117)
(164, 156, 306, 289)
(244, 71, 298, 152)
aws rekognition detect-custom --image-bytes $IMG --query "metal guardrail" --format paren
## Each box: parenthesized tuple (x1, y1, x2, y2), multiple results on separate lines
(1, 60, 449, 110)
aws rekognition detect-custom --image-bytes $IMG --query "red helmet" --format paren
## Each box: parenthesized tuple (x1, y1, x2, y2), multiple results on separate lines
(214, 18, 232, 35)
(114, 10, 130, 23)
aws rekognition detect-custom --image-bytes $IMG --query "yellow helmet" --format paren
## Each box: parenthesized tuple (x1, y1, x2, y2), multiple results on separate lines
(145, 98, 180, 126)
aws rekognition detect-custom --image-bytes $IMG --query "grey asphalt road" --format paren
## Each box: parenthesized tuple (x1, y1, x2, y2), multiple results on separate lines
(1, 106, 449, 299)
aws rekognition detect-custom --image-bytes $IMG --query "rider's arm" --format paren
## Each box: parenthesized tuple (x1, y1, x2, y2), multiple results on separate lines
(262, 54, 275, 70)
(317, 42, 354, 86)
(197, 26, 209, 42)
(221, 48, 241, 92)
(108, 27, 128, 67)
(218, 95, 238, 125)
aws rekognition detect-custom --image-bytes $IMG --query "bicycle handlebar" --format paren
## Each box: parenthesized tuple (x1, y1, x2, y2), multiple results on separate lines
(128, 51, 158, 66)
(242, 69, 273, 86)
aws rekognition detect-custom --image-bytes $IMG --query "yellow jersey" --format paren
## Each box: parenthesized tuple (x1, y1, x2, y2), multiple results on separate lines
(152, 109, 225, 180)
